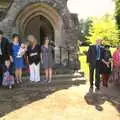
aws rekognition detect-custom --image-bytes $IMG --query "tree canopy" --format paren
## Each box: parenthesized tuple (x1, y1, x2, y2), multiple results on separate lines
(86, 15, 119, 46)
(115, 0, 120, 33)
(79, 18, 92, 45)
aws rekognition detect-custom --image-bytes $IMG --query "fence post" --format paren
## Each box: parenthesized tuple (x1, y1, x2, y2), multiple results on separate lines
(68, 47, 70, 65)
(59, 46, 62, 65)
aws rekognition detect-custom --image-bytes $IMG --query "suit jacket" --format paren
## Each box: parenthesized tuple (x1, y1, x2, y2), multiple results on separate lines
(26, 44, 41, 65)
(87, 45, 104, 67)
(0, 37, 9, 63)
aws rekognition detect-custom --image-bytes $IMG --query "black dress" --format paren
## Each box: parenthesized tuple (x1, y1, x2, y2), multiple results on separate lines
(26, 44, 40, 65)
(100, 49, 112, 74)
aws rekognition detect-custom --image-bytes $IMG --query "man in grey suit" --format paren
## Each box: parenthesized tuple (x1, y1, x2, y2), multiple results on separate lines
(87, 39, 104, 92)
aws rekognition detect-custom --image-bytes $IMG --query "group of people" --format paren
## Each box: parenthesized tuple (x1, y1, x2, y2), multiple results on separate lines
(0, 30, 120, 91)
(87, 39, 120, 93)
(0, 30, 54, 89)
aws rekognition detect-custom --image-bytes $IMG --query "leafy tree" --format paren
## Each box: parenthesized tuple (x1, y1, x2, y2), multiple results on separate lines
(87, 15, 119, 46)
(79, 18, 92, 45)
(115, 0, 120, 38)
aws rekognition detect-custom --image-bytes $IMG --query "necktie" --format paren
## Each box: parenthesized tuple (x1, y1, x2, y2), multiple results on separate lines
(0, 42, 2, 55)
(96, 45, 100, 60)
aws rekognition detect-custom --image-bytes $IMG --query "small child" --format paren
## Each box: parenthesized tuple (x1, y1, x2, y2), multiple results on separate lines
(2, 60, 15, 89)
(17, 43, 27, 58)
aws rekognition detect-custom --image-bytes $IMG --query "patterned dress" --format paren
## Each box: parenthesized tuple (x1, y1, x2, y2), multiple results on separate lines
(41, 45, 54, 69)
(2, 67, 14, 86)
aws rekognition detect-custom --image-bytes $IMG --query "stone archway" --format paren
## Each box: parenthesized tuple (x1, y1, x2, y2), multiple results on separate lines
(15, 3, 63, 62)
(24, 15, 54, 46)
(0, 0, 80, 69)
(15, 3, 62, 43)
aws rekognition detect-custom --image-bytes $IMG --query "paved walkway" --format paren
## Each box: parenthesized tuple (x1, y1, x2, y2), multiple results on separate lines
(0, 81, 120, 120)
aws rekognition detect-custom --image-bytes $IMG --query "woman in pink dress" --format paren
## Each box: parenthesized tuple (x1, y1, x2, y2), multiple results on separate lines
(111, 45, 120, 85)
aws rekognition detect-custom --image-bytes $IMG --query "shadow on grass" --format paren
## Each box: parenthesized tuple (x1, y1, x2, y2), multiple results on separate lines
(0, 78, 84, 118)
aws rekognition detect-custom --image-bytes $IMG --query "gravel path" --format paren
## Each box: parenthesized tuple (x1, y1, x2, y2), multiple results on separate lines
(0, 81, 120, 120)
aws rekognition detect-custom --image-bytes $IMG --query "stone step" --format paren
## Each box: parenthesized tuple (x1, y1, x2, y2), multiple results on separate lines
(51, 77, 86, 85)
(22, 77, 86, 87)
(40, 72, 85, 78)
(21, 79, 86, 89)
(53, 73, 83, 78)
(23, 69, 84, 77)
(23, 72, 86, 85)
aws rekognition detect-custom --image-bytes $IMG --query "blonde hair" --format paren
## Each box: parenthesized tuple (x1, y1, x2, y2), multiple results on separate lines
(27, 34, 37, 45)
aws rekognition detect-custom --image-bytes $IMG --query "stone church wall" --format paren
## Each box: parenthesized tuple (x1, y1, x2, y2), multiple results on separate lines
(0, 0, 80, 67)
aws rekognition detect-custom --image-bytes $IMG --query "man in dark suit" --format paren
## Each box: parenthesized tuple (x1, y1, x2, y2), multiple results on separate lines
(0, 30, 9, 86)
(87, 39, 104, 92)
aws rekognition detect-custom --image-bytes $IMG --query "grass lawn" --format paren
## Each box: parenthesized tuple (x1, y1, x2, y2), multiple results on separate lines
(79, 46, 116, 80)
(79, 55, 89, 80)
(79, 46, 89, 80)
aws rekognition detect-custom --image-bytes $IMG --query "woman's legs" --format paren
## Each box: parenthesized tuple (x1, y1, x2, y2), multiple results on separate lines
(18, 68, 22, 83)
(34, 63, 40, 82)
(15, 69, 19, 83)
(45, 68, 49, 81)
(48, 68, 52, 83)
(102, 73, 109, 87)
(29, 63, 35, 82)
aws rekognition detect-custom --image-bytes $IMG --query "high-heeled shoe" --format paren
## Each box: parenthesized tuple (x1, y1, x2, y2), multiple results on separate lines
(16, 81, 20, 84)
(19, 80, 23, 83)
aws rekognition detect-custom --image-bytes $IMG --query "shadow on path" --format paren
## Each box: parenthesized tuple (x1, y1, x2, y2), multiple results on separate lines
(84, 84, 120, 113)
(0, 79, 83, 118)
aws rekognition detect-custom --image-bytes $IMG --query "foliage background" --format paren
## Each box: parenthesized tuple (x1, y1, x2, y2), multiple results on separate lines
(87, 15, 119, 46)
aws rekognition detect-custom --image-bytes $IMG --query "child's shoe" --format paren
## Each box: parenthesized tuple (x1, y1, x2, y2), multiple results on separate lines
(9, 85, 12, 89)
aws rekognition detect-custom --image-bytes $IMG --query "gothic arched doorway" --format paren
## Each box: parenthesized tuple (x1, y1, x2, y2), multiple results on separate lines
(24, 15, 54, 46)
(15, 3, 62, 62)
